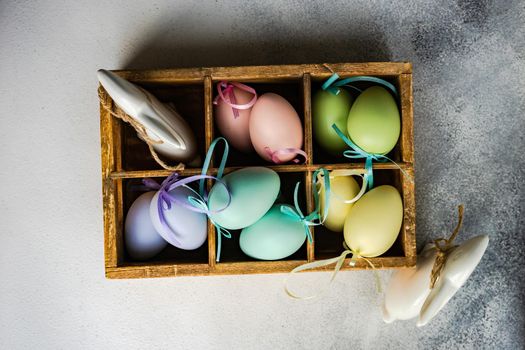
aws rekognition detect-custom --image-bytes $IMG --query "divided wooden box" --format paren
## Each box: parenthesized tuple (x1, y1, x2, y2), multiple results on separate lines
(99, 63, 416, 279)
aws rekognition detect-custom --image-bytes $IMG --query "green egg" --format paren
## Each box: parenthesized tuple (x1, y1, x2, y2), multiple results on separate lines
(313, 89, 354, 154)
(347, 86, 400, 154)
(240, 204, 306, 260)
(208, 167, 280, 230)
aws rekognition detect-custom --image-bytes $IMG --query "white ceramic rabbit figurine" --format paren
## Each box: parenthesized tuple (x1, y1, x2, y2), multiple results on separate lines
(382, 235, 489, 326)
(98, 69, 200, 166)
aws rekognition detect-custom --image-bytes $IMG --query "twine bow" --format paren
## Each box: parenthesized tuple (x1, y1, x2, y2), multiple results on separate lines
(98, 86, 185, 171)
(429, 205, 464, 289)
(213, 81, 257, 118)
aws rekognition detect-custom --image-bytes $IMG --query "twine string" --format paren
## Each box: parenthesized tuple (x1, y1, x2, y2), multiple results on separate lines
(98, 86, 185, 171)
(429, 205, 464, 289)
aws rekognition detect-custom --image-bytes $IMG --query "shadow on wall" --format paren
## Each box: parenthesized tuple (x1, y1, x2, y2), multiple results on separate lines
(122, 16, 392, 69)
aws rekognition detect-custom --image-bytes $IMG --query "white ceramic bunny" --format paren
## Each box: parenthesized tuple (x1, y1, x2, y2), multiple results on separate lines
(98, 69, 200, 166)
(382, 235, 489, 326)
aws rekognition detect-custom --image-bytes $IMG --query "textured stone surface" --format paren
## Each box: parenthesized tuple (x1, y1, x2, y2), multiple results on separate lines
(1, 1, 523, 349)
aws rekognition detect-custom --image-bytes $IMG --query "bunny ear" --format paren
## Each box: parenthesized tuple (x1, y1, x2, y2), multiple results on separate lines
(417, 235, 489, 327)
(98, 69, 148, 117)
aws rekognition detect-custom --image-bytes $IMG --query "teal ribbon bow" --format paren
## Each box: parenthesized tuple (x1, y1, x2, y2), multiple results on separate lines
(332, 124, 412, 189)
(331, 124, 381, 189)
(322, 73, 398, 97)
(280, 168, 330, 242)
(185, 186, 232, 262)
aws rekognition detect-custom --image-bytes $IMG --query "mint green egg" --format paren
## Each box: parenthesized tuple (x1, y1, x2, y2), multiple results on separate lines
(240, 204, 306, 260)
(208, 167, 280, 230)
(347, 86, 400, 154)
(313, 89, 354, 154)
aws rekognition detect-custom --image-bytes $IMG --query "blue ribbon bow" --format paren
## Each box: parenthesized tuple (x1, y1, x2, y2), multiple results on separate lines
(184, 183, 232, 262)
(280, 168, 330, 242)
(331, 124, 413, 189)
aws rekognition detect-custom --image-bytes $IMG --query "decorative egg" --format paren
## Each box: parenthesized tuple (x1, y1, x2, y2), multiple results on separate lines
(344, 185, 403, 257)
(124, 192, 167, 260)
(249, 93, 303, 162)
(240, 204, 306, 260)
(149, 186, 208, 250)
(208, 167, 280, 230)
(312, 89, 354, 154)
(215, 86, 255, 153)
(319, 174, 361, 233)
(347, 86, 400, 154)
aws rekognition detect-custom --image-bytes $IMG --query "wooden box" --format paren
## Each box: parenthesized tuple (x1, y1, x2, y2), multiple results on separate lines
(99, 63, 415, 279)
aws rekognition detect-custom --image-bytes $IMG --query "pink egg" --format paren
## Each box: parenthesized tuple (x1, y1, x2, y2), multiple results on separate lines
(249, 93, 303, 163)
(214, 86, 255, 153)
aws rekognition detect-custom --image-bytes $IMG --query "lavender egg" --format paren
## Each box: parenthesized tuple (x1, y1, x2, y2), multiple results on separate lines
(125, 192, 167, 260)
(149, 186, 208, 250)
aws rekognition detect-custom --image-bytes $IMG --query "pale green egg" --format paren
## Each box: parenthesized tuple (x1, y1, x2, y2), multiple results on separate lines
(208, 167, 280, 230)
(240, 204, 306, 260)
(312, 89, 354, 154)
(344, 185, 403, 257)
(347, 86, 400, 154)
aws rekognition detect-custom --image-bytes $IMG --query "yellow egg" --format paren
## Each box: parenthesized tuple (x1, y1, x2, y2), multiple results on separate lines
(319, 173, 361, 232)
(344, 185, 403, 257)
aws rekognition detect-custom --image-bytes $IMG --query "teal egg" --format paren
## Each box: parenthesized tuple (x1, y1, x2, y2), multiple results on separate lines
(240, 204, 306, 260)
(208, 167, 280, 230)
(347, 86, 400, 154)
(312, 89, 354, 154)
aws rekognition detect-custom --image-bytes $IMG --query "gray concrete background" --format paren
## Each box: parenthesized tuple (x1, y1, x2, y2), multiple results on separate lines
(1, 0, 524, 349)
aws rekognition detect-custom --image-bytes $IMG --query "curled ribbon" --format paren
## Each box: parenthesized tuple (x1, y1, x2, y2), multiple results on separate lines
(284, 242, 382, 300)
(280, 183, 315, 243)
(322, 73, 398, 97)
(280, 168, 330, 242)
(213, 81, 257, 118)
(264, 147, 308, 165)
(316, 169, 368, 213)
(198, 137, 231, 262)
(331, 124, 413, 189)
(180, 184, 232, 262)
